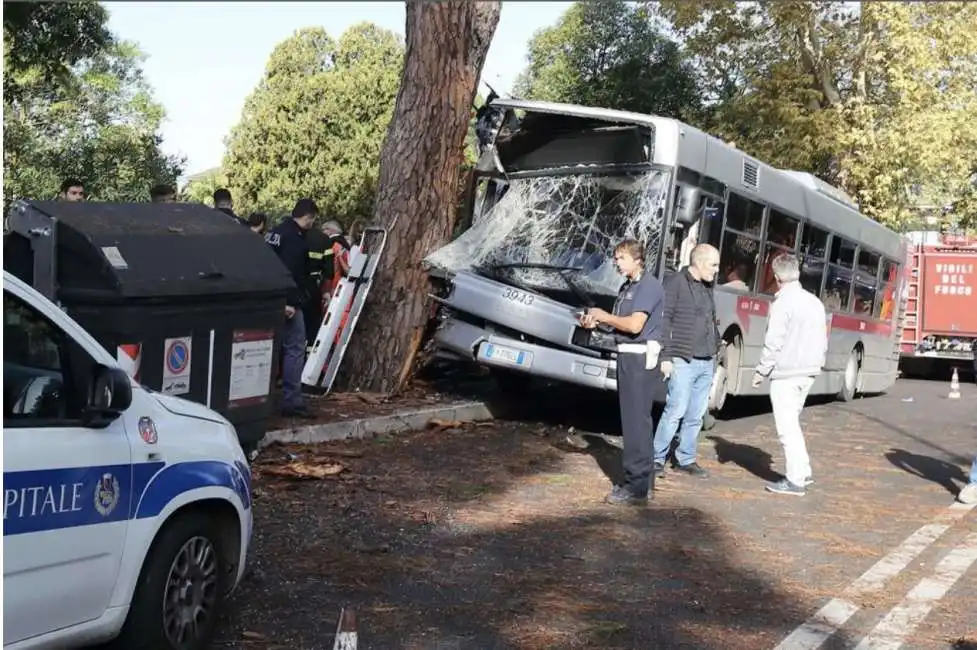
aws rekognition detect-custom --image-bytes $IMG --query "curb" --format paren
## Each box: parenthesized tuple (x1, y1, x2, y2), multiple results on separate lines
(259, 400, 495, 449)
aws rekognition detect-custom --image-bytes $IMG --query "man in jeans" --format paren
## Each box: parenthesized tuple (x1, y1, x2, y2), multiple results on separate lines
(653, 244, 721, 479)
(751, 252, 827, 496)
(959, 457, 977, 505)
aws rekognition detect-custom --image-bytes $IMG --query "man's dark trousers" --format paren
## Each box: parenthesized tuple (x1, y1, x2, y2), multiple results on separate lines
(617, 351, 657, 497)
(282, 309, 307, 411)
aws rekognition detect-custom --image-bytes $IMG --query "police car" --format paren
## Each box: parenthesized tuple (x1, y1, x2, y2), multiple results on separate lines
(3, 270, 253, 649)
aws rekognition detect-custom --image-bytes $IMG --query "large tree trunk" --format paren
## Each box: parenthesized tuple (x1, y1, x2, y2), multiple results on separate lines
(339, 0, 501, 394)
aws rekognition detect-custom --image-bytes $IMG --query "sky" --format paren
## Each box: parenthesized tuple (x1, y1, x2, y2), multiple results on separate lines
(106, 1, 574, 178)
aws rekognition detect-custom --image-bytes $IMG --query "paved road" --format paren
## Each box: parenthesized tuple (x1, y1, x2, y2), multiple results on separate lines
(216, 377, 976, 650)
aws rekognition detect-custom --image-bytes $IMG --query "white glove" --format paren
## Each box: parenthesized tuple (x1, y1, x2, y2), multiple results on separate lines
(645, 340, 662, 370)
(660, 360, 673, 379)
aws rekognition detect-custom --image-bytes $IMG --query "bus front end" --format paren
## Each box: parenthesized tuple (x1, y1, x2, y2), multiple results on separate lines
(425, 100, 675, 392)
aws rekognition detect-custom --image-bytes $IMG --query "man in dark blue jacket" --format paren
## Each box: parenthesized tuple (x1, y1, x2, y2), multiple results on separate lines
(266, 198, 318, 418)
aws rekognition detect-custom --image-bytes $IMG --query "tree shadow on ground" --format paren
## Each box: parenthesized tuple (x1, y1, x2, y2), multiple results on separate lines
(832, 402, 973, 468)
(218, 423, 859, 649)
(885, 447, 969, 496)
(713, 393, 837, 423)
(707, 435, 782, 483)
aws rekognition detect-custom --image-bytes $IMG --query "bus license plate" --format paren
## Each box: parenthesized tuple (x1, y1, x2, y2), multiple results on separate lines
(481, 343, 532, 368)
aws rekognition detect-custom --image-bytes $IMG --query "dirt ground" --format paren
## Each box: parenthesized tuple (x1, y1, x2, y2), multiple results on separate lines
(266, 359, 493, 430)
(214, 377, 976, 650)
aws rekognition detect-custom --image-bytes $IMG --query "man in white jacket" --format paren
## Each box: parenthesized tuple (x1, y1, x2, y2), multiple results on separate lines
(751, 252, 827, 496)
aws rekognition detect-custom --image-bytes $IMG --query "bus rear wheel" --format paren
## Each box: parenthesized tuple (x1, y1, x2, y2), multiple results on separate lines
(838, 348, 861, 402)
(709, 338, 740, 417)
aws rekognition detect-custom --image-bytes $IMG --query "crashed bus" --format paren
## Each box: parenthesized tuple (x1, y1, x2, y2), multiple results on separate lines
(425, 99, 909, 416)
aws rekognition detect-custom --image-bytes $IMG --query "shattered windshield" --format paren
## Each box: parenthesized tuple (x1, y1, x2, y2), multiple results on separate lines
(426, 168, 671, 297)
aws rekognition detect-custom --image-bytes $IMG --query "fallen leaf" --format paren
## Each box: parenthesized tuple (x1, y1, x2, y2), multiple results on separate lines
(427, 418, 465, 430)
(263, 461, 345, 480)
(242, 631, 266, 639)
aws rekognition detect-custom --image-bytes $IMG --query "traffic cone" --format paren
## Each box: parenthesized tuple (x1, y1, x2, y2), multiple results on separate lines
(332, 607, 357, 650)
(948, 368, 961, 400)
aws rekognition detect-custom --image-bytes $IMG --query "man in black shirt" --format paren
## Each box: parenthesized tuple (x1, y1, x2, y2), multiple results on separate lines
(266, 198, 318, 418)
(214, 188, 248, 227)
(247, 212, 268, 235)
(580, 239, 665, 505)
(653, 243, 721, 479)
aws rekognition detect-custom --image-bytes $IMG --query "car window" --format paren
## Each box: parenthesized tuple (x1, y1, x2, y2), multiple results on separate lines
(3, 291, 79, 423)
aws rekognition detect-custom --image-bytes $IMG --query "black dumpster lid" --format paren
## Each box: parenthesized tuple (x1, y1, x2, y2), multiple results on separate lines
(4, 201, 295, 300)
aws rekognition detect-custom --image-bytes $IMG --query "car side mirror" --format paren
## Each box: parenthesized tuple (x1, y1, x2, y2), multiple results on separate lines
(84, 364, 133, 427)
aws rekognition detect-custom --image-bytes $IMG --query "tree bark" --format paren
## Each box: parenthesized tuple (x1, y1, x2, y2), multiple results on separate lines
(339, 0, 501, 394)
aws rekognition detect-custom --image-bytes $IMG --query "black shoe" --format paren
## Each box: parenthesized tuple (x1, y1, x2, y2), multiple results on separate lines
(674, 462, 709, 478)
(654, 461, 666, 479)
(281, 406, 316, 420)
(604, 485, 649, 506)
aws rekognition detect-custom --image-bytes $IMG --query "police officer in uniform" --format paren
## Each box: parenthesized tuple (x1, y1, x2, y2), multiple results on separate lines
(266, 198, 318, 418)
(579, 239, 666, 505)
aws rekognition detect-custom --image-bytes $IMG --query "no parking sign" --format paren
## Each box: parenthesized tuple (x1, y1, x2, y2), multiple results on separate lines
(162, 335, 192, 396)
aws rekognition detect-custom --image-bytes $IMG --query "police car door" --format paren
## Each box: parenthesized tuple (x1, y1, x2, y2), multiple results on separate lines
(3, 288, 133, 644)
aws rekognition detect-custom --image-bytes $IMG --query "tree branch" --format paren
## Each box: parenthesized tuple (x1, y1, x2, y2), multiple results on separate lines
(795, 12, 842, 106)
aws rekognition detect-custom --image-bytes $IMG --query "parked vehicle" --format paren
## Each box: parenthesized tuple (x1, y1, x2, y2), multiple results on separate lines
(426, 99, 909, 414)
(899, 229, 977, 379)
(3, 269, 252, 650)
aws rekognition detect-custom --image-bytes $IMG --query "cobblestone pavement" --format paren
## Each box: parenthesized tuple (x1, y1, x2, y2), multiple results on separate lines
(214, 378, 976, 650)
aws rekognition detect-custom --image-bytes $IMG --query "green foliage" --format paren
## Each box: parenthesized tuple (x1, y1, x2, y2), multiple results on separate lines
(3, 2, 184, 205)
(513, 0, 702, 121)
(222, 23, 404, 223)
(654, 0, 977, 228)
(181, 168, 228, 206)
(3, 0, 113, 100)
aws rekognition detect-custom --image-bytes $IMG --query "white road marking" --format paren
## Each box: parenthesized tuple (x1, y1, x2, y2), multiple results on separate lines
(774, 502, 974, 650)
(853, 531, 977, 650)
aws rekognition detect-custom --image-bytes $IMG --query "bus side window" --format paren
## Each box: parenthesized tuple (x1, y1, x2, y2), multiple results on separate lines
(822, 235, 856, 312)
(718, 193, 764, 292)
(724, 192, 764, 236)
(854, 249, 881, 316)
(876, 259, 899, 320)
(701, 199, 723, 250)
(758, 209, 801, 295)
(799, 224, 829, 296)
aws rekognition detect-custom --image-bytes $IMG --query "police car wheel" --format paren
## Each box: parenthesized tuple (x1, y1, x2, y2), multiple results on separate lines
(113, 511, 232, 650)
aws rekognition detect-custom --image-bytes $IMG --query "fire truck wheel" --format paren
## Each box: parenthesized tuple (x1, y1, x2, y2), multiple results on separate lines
(838, 348, 861, 402)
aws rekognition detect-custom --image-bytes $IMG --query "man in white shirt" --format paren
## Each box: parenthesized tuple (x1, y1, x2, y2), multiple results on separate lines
(751, 252, 827, 496)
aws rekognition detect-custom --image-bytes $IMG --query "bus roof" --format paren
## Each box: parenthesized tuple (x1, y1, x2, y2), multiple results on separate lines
(490, 98, 906, 260)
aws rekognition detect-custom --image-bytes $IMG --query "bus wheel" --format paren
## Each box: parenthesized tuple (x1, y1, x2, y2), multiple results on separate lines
(709, 338, 739, 413)
(701, 412, 717, 431)
(838, 348, 861, 402)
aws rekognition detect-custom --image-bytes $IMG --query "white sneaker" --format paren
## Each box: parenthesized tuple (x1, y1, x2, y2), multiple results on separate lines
(958, 483, 977, 505)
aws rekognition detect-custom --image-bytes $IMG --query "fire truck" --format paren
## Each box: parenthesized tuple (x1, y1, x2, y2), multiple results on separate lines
(899, 228, 977, 378)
